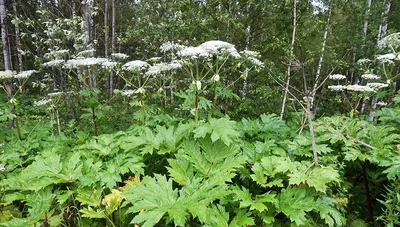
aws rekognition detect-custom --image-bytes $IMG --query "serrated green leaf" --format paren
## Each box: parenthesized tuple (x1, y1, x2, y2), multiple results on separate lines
(229, 209, 255, 227)
(315, 196, 345, 226)
(276, 187, 316, 225)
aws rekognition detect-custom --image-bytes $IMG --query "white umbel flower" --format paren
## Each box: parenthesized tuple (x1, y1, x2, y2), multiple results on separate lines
(376, 101, 387, 106)
(43, 59, 65, 67)
(48, 91, 65, 97)
(160, 41, 185, 52)
(346, 85, 374, 92)
(111, 53, 129, 60)
(361, 74, 380, 80)
(122, 60, 149, 71)
(65, 58, 108, 68)
(356, 58, 372, 65)
(102, 61, 118, 69)
(376, 53, 399, 61)
(14, 70, 37, 79)
(178, 46, 211, 59)
(145, 63, 170, 76)
(122, 89, 136, 97)
(34, 98, 52, 106)
(199, 40, 240, 58)
(77, 49, 95, 57)
(0, 70, 15, 80)
(366, 83, 389, 90)
(329, 74, 346, 80)
(328, 85, 346, 91)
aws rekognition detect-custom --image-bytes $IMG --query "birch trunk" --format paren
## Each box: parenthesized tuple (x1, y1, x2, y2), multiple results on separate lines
(105, 0, 109, 57)
(280, 0, 297, 119)
(311, 0, 333, 110)
(12, 0, 22, 72)
(369, 0, 391, 120)
(242, 4, 251, 101)
(109, 0, 116, 97)
(363, 0, 372, 38)
(0, 0, 14, 128)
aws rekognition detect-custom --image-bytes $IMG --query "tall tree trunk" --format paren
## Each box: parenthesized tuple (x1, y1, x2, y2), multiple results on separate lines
(0, 0, 14, 128)
(368, 1, 391, 121)
(104, 0, 109, 57)
(242, 3, 251, 101)
(377, 1, 391, 42)
(111, 0, 116, 54)
(109, 0, 116, 98)
(311, 0, 333, 111)
(12, 0, 22, 72)
(280, 0, 297, 119)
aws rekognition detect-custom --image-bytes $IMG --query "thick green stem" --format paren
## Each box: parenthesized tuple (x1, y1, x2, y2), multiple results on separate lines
(360, 160, 374, 221)
(195, 91, 199, 122)
(212, 84, 217, 118)
(140, 94, 145, 125)
(14, 114, 22, 141)
(91, 107, 98, 137)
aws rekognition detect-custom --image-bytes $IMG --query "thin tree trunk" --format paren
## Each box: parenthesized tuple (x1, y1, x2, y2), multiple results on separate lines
(109, 0, 116, 98)
(242, 4, 251, 100)
(363, 0, 372, 38)
(377, 1, 391, 42)
(280, 0, 297, 119)
(0, 0, 14, 128)
(12, 0, 22, 72)
(111, 0, 116, 54)
(311, 0, 333, 110)
(105, 0, 109, 57)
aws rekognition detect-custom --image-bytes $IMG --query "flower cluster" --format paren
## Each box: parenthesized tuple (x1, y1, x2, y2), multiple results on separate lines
(65, 58, 108, 68)
(43, 59, 65, 67)
(160, 41, 185, 52)
(378, 32, 400, 50)
(356, 58, 371, 65)
(0, 70, 15, 80)
(45, 49, 69, 59)
(77, 49, 95, 57)
(329, 74, 346, 80)
(376, 53, 399, 61)
(346, 85, 374, 92)
(102, 61, 118, 69)
(34, 98, 52, 106)
(376, 101, 387, 106)
(48, 91, 65, 97)
(111, 53, 129, 60)
(366, 83, 389, 90)
(14, 70, 37, 79)
(122, 89, 136, 97)
(328, 85, 346, 91)
(199, 40, 240, 58)
(361, 74, 380, 80)
(178, 46, 211, 59)
(122, 60, 149, 71)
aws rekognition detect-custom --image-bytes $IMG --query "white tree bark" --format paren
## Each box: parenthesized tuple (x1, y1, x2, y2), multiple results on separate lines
(377, 1, 391, 43)
(363, 0, 372, 38)
(0, 0, 14, 128)
(12, 0, 22, 72)
(280, 0, 297, 119)
(242, 3, 251, 101)
(311, 0, 333, 106)
(105, 0, 109, 57)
